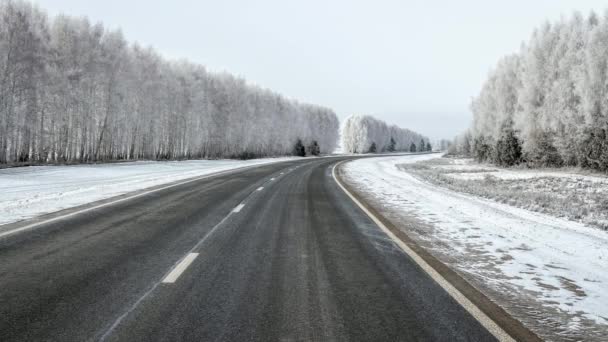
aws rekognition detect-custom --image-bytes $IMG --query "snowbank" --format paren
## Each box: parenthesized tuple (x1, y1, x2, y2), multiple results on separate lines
(0, 158, 297, 226)
(342, 155, 608, 341)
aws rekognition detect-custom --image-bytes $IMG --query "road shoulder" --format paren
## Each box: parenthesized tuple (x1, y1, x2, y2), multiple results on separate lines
(334, 160, 540, 342)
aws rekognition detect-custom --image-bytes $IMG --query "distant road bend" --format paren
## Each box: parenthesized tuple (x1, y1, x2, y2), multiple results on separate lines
(0, 156, 536, 341)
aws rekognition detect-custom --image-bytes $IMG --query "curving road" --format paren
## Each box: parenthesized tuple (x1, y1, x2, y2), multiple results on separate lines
(0, 156, 501, 341)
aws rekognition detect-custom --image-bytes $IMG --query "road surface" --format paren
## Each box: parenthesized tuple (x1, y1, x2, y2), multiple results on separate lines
(0, 156, 501, 341)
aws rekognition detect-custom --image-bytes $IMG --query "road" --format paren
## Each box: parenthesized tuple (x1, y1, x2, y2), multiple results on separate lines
(0, 156, 500, 341)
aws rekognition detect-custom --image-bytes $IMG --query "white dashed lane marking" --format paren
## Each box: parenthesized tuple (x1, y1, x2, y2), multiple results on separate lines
(162, 253, 199, 284)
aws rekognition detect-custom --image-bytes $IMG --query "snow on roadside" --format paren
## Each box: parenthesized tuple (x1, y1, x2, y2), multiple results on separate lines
(437, 160, 608, 183)
(342, 154, 608, 342)
(401, 158, 608, 230)
(0, 157, 298, 226)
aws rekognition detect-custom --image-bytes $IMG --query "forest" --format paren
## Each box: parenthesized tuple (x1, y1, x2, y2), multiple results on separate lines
(342, 115, 430, 154)
(451, 11, 608, 171)
(0, 0, 339, 164)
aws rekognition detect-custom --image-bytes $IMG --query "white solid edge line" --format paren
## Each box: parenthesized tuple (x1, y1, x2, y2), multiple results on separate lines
(257, 187, 264, 191)
(232, 204, 245, 213)
(331, 161, 515, 342)
(0, 163, 278, 239)
(162, 253, 199, 283)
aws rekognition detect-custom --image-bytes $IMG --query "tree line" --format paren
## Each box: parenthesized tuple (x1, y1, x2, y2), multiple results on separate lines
(451, 11, 608, 171)
(341, 115, 430, 154)
(0, 0, 339, 164)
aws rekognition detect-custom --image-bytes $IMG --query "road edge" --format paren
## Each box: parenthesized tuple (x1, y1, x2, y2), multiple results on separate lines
(332, 160, 541, 342)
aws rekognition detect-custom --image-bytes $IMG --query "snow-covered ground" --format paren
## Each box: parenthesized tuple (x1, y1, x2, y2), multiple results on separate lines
(430, 158, 608, 183)
(400, 158, 608, 230)
(342, 154, 608, 342)
(0, 157, 298, 226)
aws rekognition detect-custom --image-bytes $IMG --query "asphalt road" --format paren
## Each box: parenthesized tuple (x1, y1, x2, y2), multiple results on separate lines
(0, 157, 499, 341)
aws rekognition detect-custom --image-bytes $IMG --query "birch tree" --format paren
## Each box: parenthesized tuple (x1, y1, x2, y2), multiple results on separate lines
(457, 10, 608, 171)
(341, 115, 429, 154)
(0, 0, 339, 164)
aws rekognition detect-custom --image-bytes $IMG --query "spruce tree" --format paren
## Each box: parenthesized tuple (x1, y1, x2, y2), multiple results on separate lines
(293, 139, 306, 157)
(418, 139, 426, 152)
(494, 126, 522, 166)
(308, 140, 320, 156)
(388, 137, 396, 152)
(473, 136, 492, 162)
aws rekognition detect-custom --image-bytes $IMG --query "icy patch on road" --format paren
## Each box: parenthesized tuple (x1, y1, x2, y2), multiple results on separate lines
(343, 155, 608, 341)
(0, 157, 297, 225)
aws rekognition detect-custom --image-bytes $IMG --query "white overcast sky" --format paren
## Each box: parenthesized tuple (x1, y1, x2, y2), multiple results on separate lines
(32, 0, 607, 139)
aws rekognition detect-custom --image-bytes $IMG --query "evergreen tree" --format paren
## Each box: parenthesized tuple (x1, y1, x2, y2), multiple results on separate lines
(368, 142, 377, 153)
(293, 139, 306, 157)
(307, 140, 320, 156)
(387, 137, 396, 152)
(578, 127, 608, 171)
(494, 126, 522, 166)
(473, 136, 493, 162)
(418, 139, 426, 152)
(426, 142, 432, 151)
(410, 143, 417, 152)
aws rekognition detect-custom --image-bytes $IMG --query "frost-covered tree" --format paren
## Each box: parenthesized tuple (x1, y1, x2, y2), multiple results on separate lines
(341, 115, 428, 154)
(0, 0, 339, 164)
(454, 11, 608, 171)
(447, 130, 472, 156)
(439, 139, 451, 151)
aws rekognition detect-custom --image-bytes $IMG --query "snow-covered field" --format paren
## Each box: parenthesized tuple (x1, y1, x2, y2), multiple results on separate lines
(400, 158, 608, 230)
(342, 155, 608, 342)
(421, 157, 608, 183)
(0, 157, 297, 226)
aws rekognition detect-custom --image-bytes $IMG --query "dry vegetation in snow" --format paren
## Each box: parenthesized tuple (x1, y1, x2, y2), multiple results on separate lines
(398, 157, 608, 230)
